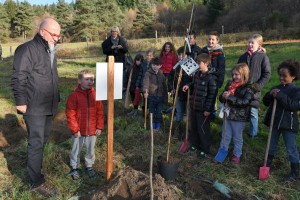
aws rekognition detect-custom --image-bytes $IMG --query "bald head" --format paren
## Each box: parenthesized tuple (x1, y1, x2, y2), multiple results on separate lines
(39, 18, 61, 45)
(40, 18, 60, 32)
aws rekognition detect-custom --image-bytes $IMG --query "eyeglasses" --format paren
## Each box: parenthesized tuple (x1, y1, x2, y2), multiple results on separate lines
(84, 77, 94, 81)
(43, 28, 61, 40)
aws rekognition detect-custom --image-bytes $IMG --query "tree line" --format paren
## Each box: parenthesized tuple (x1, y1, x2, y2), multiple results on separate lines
(0, 0, 299, 43)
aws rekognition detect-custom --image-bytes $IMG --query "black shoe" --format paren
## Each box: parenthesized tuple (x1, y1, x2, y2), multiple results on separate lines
(248, 134, 258, 139)
(186, 146, 198, 153)
(284, 163, 299, 182)
(86, 167, 97, 179)
(32, 183, 58, 197)
(67, 169, 80, 180)
(198, 151, 209, 160)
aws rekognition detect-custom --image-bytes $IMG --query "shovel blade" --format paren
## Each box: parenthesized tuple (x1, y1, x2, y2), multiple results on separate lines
(178, 140, 189, 154)
(259, 163, 270, 180)
(214, 148, 228, 163)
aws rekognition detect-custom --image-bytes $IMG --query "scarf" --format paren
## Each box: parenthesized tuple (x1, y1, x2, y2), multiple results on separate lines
(228, 81, 242, 95)
(246, 47, 265, 57)
(111, 37, 119, 46)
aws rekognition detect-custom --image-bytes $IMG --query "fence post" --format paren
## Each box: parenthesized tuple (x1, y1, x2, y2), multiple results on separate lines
(222, 25, 224, 37)
(10, 46, 12, 56)
(155, 30, 158, 44)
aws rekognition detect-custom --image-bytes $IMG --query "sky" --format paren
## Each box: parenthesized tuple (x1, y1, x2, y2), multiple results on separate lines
(18, 0, 74, 5)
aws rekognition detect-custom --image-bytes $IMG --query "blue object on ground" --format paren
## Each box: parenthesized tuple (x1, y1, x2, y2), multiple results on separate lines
(213, 180, 231, 198)
(214, 147, 228, 163)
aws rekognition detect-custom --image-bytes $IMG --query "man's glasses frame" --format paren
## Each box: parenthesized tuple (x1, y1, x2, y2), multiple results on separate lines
(43, 28, 61, 40)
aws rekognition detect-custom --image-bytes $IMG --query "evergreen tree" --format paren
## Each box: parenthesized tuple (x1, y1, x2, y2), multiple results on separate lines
(132, 1, 155, 37)
(96, 0, 124, 35)
(0, 4, 10, 40)
(205, 0, 224, 24)
(13, 1, 34, 40)
(116, 0, 137, 9)
(56, 0, 73, 42)
(72, 0, 99, 41)
(4, 0, 17, 37)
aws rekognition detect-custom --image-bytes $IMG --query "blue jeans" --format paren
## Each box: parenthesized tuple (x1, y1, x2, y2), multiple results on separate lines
(219, 119, 245, 158)
(175, 99, 186, 122)
(268, 129, 299, 163)
(249, 107, 258, 137)
(148, 96, 163, 123)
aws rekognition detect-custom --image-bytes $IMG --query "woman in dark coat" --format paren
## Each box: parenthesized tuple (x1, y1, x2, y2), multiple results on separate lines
(102, 26, 129, 88)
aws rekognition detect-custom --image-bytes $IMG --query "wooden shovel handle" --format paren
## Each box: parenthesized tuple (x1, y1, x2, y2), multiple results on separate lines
(185, 89, 190, 140)
(264, 99, 277, 163)
(144, 97, 148, 129)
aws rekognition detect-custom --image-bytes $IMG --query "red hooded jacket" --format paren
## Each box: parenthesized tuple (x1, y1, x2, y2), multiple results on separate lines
(66, 86, 104, 136)
(161, 51, 177, 74)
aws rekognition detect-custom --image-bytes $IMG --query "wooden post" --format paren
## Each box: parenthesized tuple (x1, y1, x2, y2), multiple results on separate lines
(222, 25, 224, 37)
(106, 56, 114, 183)
(149, 113, 154, 200)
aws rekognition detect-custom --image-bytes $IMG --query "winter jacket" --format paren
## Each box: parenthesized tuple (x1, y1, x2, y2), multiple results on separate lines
(66, 86, 104, 136)
(186, 44, 202, 60)
(263, 83, 300, 133)
(136, 60, 150, 89)
(238, 50, 271, 108)
(102, 36, 128, 64)
(188, 71, 217, 112)
(11, 33, 60, 116)
(168, 65, 193, 102)
(201, 44, 226, 88)
(161, 51, 177, 74)
(143, 68, 168, 103)
(219, 81, 257, 122)
(126, 64, 142, 92)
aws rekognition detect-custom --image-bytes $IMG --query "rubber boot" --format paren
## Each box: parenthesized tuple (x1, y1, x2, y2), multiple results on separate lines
(152, 123, 157, 129)
(131, 109, 138, 117)
(284, 163, 299, 182)
(127, 109, 135, 116)
(156, 123, 160, 130)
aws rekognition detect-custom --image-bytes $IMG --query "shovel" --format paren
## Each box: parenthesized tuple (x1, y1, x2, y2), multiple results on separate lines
(214, 108, 228, 163)
(124, 68, 133, 109)
(179, 89, 190, 154)
(259, 99, 277, 180)
(144, 96, 148, 129)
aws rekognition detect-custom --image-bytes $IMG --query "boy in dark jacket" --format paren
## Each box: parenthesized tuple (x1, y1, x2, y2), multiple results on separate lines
(66, 69, 105, 180)
(263, 60, 300, 181)
(201, 31, 225, 89)
(201, 31, 226, 118)
(143, 57, 168, 130)
(183, 53, 217, 158)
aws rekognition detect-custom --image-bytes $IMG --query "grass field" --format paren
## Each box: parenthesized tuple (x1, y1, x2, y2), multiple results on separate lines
(0, 41, 300, 199)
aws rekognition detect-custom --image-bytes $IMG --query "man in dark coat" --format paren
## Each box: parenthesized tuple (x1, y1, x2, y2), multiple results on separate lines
(11, 17, 60, 197)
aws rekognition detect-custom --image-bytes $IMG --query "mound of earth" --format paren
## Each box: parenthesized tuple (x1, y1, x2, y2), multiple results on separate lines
(85, 167, 182, 200)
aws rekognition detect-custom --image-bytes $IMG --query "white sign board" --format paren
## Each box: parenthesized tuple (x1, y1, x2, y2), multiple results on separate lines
(180, 57, 199, 75)
(96, 62, 123, 100)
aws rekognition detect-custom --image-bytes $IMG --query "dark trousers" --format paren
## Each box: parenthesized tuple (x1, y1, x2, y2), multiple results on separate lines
(189, 110, 211, 154)
(24, 115, 53, 187)
(148, 96, 163, 123)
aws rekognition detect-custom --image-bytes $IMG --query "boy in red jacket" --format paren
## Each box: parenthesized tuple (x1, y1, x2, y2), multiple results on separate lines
(66, 69, 104, 180)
